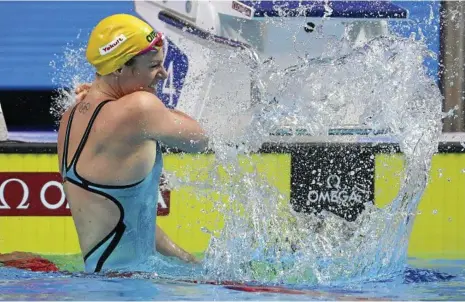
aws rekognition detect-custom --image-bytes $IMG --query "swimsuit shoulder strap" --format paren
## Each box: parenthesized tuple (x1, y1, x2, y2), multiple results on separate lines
(62, 100, 113, 173)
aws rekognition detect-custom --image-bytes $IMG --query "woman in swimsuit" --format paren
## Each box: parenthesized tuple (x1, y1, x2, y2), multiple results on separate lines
(56, 13, 208, 273)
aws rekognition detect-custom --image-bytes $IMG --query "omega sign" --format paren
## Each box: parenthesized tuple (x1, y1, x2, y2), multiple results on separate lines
(307, 174, 362, 204)
(0, 173, 170, 216)
(290, 145, 374, 222)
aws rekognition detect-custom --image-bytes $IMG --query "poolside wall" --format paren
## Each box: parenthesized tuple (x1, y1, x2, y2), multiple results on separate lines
(0, 141, 463, 260)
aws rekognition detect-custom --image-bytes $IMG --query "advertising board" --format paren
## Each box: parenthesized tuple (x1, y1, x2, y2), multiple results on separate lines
(0, 154, 79, 254)
(0, 173, 170, 217)
(290, 145, 374, 222)
(0, 144, 464, 260)
(0, 153, 170, 254)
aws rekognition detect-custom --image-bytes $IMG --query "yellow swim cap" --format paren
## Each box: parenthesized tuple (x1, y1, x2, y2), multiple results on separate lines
(86, 14, 164, 76)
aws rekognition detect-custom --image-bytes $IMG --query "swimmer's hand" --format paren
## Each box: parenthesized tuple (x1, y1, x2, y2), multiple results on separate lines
(181, 252, 201, 264)
(75, 83, 92, 102)
(156, 225, 202, 265)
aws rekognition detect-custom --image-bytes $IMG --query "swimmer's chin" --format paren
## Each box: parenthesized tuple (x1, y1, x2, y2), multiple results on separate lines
(148, 84, 158, 93)
(134, 86, 157, 94)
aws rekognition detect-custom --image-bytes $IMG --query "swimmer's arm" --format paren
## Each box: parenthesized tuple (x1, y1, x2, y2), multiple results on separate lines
(130, 92, 208, 153)
(155, 225, 199, 263)
(168, 108, 194, 119)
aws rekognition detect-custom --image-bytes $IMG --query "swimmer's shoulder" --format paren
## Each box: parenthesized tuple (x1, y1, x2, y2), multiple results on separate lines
(121, 91, 165, 110)
(119, 91, 166, 120)
(116, 91, 168, 137)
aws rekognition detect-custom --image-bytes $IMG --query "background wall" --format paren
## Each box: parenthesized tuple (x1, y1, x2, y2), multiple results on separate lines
(0, 1, 136, 131)
(0, 1, 443, 131)
(0, 1, 136, 89)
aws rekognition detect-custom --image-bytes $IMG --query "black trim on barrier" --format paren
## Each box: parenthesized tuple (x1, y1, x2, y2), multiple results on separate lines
(0, 141, 464, 154)
(0, 142, 58, 154)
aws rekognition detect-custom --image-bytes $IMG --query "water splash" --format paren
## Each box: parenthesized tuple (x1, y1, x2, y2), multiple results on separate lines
(49, 41, 94, 124)
(49, 13, 443, 287)
(193, 35, 442, 285)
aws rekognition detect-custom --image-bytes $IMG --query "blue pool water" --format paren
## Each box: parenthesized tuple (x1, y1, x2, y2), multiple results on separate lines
(1, 259, 464, 300)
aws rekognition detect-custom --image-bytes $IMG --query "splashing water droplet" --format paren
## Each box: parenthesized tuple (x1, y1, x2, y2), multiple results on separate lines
(49, 40, 95, 125)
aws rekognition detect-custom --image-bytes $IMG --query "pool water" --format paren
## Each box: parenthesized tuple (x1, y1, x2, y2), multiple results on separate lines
(1, 258, 464, 300)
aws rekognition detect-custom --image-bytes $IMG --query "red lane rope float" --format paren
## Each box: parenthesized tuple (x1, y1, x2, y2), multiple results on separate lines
(0, 252, 58, 272)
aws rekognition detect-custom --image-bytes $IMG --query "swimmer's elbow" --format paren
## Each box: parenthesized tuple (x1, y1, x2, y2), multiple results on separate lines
(161, 134, 209, 153)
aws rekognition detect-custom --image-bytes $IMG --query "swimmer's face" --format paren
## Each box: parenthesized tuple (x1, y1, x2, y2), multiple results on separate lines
(118, 48, 168, 94)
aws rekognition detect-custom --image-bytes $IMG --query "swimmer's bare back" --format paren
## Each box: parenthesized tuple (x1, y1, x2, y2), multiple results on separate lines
(57, 91, 208, 258)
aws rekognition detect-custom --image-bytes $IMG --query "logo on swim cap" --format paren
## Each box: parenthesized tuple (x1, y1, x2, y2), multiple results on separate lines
(99, 34, 127, 55)
(146, 31, 157, 43)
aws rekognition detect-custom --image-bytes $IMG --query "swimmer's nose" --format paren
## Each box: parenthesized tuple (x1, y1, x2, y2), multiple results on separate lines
(157, 67, 168, 80)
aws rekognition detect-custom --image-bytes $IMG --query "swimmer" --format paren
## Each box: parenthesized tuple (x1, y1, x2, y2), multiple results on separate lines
(57, 14, 208, 273)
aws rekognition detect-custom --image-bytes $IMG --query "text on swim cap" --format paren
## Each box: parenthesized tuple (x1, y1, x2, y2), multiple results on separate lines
(146, 31, 156, 43)
(99, 34, 127, 56)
